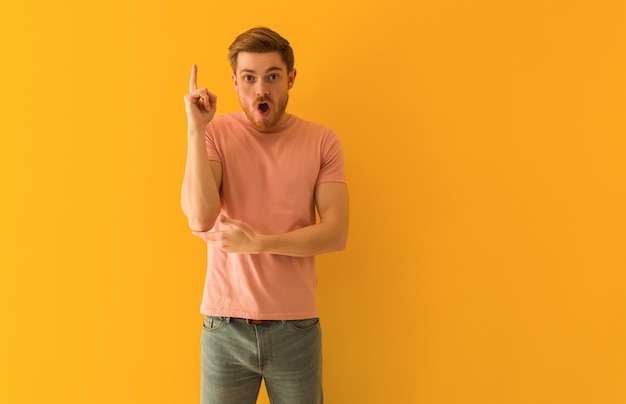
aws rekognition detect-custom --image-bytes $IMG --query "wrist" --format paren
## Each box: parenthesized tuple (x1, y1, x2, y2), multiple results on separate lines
(187, 123, 207, 137)
(257, 233, 275, 254)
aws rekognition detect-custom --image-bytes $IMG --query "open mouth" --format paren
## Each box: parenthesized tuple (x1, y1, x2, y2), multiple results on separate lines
(257, 103, 270, 114)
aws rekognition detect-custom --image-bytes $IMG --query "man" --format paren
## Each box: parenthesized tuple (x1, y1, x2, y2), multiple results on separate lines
(181, 27, 349, 404)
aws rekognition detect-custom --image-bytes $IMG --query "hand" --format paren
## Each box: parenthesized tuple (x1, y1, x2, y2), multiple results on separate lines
(184, 64, 218, 130)
(192, 215, 263, 254)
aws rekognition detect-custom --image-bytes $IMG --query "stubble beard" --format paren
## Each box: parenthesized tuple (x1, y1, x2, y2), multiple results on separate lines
(243, 94, 290, 131)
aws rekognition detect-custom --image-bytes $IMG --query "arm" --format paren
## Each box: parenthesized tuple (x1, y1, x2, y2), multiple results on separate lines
(260, 182, 349, 256)
(181, 156, 222, 232)
(180, 64, 222, 232)
(192, 182, 349, 257)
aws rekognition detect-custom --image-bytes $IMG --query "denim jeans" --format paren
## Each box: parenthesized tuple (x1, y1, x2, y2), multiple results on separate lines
(200, 316, 323, 404)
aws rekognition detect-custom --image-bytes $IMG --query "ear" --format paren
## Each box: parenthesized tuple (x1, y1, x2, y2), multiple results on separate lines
(231, 72, 238, 90)
(287, 69, 297, 89)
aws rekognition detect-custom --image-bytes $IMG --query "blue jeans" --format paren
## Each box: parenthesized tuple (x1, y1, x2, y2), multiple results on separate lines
(200, 316, 323, 404)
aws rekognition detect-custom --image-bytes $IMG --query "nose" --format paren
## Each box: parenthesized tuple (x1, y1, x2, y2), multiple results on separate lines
(255, 82, 269, 97)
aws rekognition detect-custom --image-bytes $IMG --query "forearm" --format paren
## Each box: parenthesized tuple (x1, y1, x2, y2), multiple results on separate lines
(192, 183, 349, 256)
(259, 222, 348, 257)
(259, 182, 349, 257)
(181, 126, 220, 231)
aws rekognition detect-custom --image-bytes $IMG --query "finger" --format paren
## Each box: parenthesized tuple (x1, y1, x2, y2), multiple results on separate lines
(197, 89, 216, 112)
(191, 230, 205, 239)
(198, 88, 210, 110)
(189, 64, 198, 92)
(195, 88, 211, 111)
(219, 215, 234, 225)
(207, 92, 218, 111)
(192, 230, 214, 240)
(219, 215, 249, 231)
(192, 230, 225, 241)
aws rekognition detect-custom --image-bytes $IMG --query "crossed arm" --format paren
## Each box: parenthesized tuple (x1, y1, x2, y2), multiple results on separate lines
(180, 126, 349, 257)
(191, 180, 349, 257)
(181, 64, 348, 257)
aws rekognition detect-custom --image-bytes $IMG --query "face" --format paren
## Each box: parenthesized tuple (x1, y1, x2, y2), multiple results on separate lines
(232, 51, 296, 131)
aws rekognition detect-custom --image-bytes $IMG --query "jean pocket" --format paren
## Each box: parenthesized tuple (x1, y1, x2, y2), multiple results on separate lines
(202, 316, 225, 332)
(287, 318, 320, 332)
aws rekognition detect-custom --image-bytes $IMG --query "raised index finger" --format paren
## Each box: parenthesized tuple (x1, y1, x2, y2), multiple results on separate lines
(189, 64, 198, 92)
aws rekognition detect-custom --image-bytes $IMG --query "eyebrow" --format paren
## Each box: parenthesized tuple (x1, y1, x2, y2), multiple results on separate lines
(240, 66, 283, 75)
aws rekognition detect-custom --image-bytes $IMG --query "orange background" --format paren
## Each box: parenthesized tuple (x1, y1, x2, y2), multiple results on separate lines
(1, 1, 625, 403)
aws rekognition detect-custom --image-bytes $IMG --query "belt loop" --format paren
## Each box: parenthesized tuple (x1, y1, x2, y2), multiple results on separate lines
(224, 317, 231, 324)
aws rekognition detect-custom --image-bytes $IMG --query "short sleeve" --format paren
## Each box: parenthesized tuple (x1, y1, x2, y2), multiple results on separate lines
(317, 131, 346, 184)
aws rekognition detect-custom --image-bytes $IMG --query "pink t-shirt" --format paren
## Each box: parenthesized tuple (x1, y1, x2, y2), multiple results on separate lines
(200, 111, 346, 320)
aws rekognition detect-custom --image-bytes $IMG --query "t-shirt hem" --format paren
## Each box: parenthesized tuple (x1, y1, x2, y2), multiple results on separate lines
(200, 307, 320, 321)
(317, 178, 347, 185)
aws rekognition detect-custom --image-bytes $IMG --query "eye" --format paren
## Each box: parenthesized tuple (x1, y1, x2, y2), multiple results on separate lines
(267, 74, 279, 81)
(243, 75, 256, 82)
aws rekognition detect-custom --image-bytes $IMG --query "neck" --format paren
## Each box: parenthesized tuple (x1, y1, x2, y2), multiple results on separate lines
(277, 113, 292, 126)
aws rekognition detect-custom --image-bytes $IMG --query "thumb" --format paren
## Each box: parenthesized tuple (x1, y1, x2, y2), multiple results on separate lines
(220, 215, 252, 232)
(219, 215, 232, 224)
(220, 215, 242, 228)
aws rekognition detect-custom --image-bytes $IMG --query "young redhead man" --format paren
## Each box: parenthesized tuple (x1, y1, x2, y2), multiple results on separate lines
(181, 27, 349, 404)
